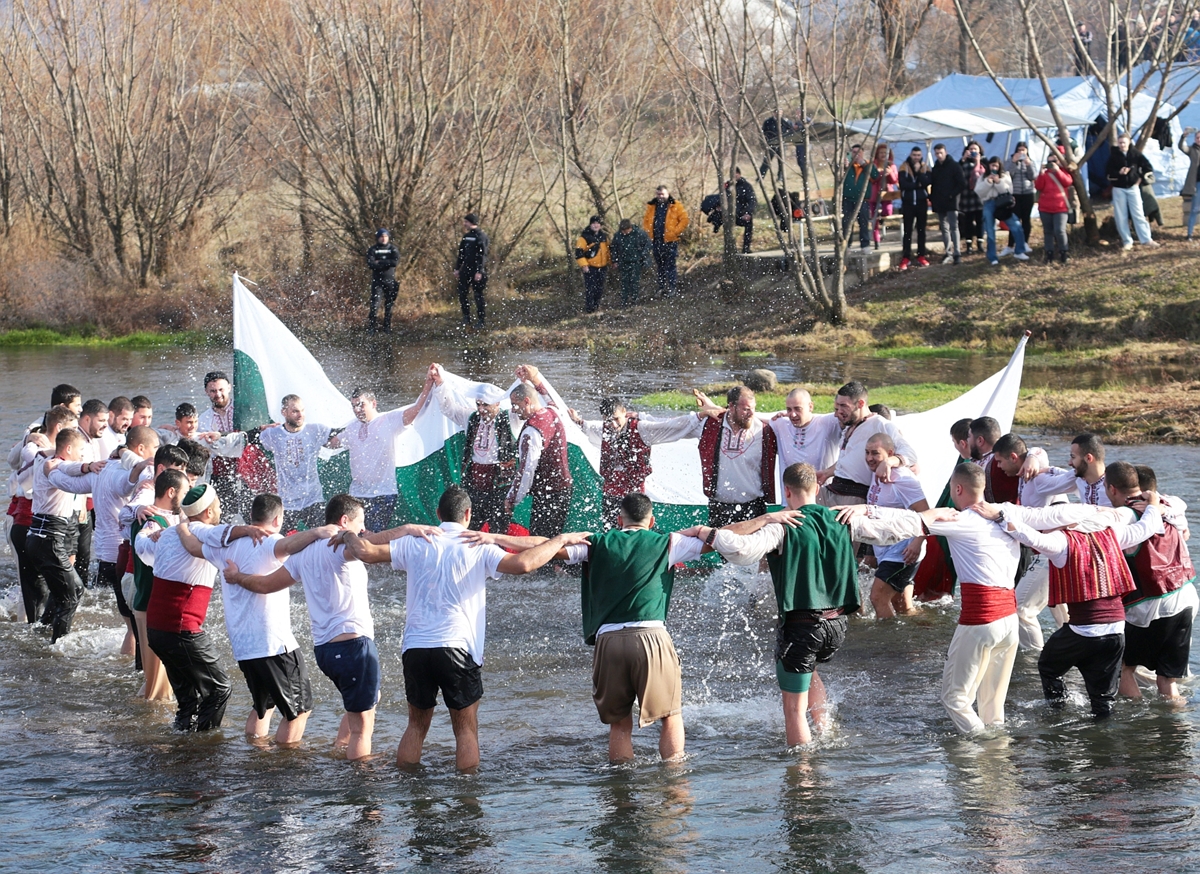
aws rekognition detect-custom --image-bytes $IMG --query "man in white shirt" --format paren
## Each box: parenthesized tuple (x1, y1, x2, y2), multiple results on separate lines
(97, 396, 135, 459)
(224, 495, 417, 761)
(818, 381, 918, 507)
(697, 386, 778, 527)
(177, 493, 335, 744)
(27, 429, 107, 642)
(258, 394, 335, 533)
(341, 485, 584, 771)
(49, 426, 159, 658)
(769, 388, 842, 472)
(329, 377, 434, 533)
(138, 483, 231, 732)
(75, 398, 110, 588)
(864, 432, 929, 619)
(1029, 433, 1112, 507)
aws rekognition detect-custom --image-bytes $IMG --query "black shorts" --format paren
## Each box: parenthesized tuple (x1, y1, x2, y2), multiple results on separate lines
(314, 637, 381, 713)
(875, 561, 918, 593)
(238, 649, 315, 721)
(402, 647, 483, 711)
(776, 616, 848, 676)
(1123, 607, 1194, 678)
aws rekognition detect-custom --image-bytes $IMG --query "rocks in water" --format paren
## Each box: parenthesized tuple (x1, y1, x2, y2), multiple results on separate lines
(743, 368, 777, 393)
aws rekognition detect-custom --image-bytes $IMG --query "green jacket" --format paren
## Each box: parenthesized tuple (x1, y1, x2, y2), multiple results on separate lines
(841, 162, 878, 207)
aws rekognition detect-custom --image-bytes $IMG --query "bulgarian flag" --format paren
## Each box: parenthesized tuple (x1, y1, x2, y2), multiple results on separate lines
(231, 275, 1025, 534)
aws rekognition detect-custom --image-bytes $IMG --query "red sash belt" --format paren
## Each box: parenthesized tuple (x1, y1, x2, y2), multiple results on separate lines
(959, 583, 1017, 625)
(7, 496, 33, 527)
(146, 576, 213, 634)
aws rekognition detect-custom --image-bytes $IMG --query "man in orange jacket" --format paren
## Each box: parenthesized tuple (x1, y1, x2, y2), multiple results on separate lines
(642, 186, 689, 297)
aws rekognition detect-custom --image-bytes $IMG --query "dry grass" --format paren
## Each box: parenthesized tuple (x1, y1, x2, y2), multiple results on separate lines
(1017, 380, 1200, 444)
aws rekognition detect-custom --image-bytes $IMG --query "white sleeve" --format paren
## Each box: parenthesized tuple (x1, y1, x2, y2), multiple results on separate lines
(1116, 505, 1164, 551)
(1006, 519, 1068, 566)
(636, 413, 706, 445)
(8, 437, 27, 470)
(579, 420, 604, 447)
(208, 432, 246, 458)
(711, 524, 786, 566)
(190, 522, 234, 549)
(563, 544, 588, 565)
(508, 429, 544, 505)
(46, 467, 97, 495)
(258, 427, 282, 453)
(1036, 467, 1079, 497)
(1158, 495, 1189, 533)
(668, 533, 706, 564)
(896, 475, 928, 509)
(134, 522, 163, 566)
(1008, 502, 1096, 531)
(435, 385, 474, 429)
(852, 507, 926, 545)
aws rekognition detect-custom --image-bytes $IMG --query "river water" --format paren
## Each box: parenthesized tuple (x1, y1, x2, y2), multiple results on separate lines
(2, 342, 1199, 873)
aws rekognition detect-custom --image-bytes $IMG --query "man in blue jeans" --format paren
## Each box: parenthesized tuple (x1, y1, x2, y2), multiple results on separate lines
(642, 186, 689, 296)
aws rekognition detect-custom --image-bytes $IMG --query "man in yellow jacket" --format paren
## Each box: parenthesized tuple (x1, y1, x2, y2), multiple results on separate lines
(642, 186, 689, 297)
(575, 216, 611, 313)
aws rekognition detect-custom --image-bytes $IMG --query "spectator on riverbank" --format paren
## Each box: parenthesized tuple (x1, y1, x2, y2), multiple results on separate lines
(642, 186, 688, 297)
(454, 214, 489, 328)
(930, 143, 964, 264)
(1105, 134, 1158, 250)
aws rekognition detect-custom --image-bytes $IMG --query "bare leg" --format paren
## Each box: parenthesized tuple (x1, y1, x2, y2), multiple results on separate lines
(658, 712, 685, 762)
(870, 577, 896, 620)
(120, 616, 136, 656)
(807, 671, 831, 733)
(246, 706, 274, 738)
(135, 610, 173, 701)
(782, 689, 812, 746)
(397, 705, 434, 767)
(334, 712, 351, 748)
(1157, 675, 1186, 703)
(893, 585, 917, 614)
(1119, 665, 1143, 699)
(276, 710, 310, 745)
(344, 709, 375, 761)
(608, 714, 635, 763)
(448, 702, 481, 772)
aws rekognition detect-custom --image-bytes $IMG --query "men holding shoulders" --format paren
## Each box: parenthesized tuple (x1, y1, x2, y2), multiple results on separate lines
(329, 377, 434, 533)
(693, 463, 861, 746)
(1114, 464, 1196, 703)
(257, 394, 334, 533)
(225, 495, 422, 761)
(967, 416, 1019, 504)
(1029, 433, 1111, 507)
(340, 485, 582, 770)
(177, 493, 335, 743)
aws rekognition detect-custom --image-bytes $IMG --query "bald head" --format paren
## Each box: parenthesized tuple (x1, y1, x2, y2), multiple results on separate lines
(785, 389, 814, 427)
(124, 425, 160, 459)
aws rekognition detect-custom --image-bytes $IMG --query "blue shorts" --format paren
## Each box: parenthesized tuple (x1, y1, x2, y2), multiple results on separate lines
(314, 637, 381, 713)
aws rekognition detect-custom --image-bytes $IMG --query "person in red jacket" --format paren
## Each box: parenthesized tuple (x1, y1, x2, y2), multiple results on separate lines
(1034, 152, 1075, 264)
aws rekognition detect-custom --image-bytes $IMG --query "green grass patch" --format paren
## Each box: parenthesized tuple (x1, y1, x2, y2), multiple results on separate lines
(735, 350, 773, 358)
(0, 328, 212, 348)
(635, 382, 971, 415)
(871, 345, 975, 359)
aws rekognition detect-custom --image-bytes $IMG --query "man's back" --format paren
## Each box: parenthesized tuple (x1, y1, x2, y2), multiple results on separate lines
(287, 539, 373, 645)
(390, 521, 506, 664)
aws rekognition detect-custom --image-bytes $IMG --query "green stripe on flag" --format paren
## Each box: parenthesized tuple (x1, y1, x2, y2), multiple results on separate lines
(233, 349, 273, 432)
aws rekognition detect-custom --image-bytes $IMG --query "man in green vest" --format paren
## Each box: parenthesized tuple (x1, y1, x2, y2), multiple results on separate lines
(468, 491, 703, 763)
(686, 463, 860, 746)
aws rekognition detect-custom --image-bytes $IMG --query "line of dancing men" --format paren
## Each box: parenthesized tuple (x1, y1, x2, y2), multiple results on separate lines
(5, 365, 1193, 770)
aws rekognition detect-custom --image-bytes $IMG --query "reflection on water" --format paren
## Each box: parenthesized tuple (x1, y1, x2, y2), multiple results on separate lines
(2, 345, 1200, 871)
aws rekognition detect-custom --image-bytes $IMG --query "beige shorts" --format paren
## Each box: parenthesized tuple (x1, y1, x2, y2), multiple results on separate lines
(592, 626, 682, 728)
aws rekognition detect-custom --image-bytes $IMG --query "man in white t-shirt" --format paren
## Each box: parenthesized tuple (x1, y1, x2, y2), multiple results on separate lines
(864, 432, 929, 619)
(178, 493, 336, 745)
(258, 394, 335, 533)
(224, 494, 417, 761)
(769, 388, 842, 472)
(341, 485, 587, 771)
(329, 377, 434, 532)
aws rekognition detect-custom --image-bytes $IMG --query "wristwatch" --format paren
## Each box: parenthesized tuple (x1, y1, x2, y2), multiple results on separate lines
(705, 527, 718, 546)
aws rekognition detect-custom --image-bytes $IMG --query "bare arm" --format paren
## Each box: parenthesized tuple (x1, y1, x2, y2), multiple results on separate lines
(402, 375, 436, 427)
(223, 561, 298, 594)
(496, 531, 591, 575)
(273, 524, 338, 559)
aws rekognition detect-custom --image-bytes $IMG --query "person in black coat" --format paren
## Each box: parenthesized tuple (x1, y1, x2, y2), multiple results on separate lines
(896, 147, 932, 268)
(733, 167, 758, 253)
(454, 213, 490, 327)
(365, 229, 400, 333)
(929, 143, 966, 264)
